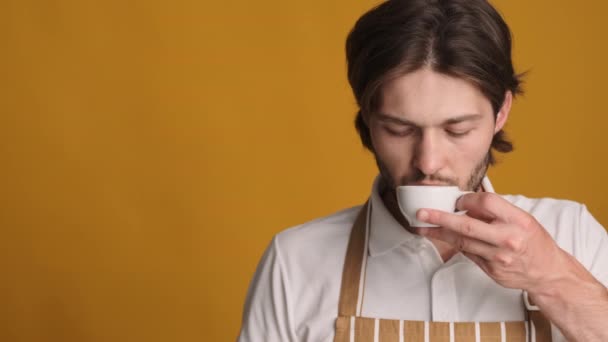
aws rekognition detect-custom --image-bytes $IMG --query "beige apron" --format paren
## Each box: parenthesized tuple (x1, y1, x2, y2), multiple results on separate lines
(334, 201, 552, 342)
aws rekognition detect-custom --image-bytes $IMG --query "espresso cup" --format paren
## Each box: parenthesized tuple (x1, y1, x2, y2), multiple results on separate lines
(396, 185, 472, 227)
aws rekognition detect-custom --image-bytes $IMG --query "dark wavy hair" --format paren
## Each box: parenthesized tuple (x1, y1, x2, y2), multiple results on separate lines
(346, 0, 523, 164)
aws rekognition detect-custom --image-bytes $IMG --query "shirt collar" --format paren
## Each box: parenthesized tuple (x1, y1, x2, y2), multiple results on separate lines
(368, 175, 496, 257)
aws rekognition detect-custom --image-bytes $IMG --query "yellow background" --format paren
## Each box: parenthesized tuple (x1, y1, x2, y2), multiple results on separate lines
(1, 0, 606, 341)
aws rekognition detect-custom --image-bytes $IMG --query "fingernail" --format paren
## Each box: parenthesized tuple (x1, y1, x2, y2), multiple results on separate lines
(417, 209, 429, 221)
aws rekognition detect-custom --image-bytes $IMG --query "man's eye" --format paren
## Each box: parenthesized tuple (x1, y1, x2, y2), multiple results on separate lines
(385, 126, 415, 137)
(446, 130, 471, 137)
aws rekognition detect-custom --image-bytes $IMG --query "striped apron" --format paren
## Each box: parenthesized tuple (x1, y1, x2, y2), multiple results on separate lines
(334, 201, 553, 342)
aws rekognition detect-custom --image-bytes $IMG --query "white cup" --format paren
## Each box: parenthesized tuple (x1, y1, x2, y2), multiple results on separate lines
(396, 185, 472, 227)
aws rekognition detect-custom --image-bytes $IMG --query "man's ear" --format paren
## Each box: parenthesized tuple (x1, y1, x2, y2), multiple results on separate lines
(495, 91, 512, 133)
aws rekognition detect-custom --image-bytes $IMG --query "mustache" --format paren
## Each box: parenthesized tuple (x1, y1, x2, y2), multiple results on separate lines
(399, 170, 457, 186)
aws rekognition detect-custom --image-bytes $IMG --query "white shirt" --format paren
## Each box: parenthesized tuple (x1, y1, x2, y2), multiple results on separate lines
(238, 176, 608, 342)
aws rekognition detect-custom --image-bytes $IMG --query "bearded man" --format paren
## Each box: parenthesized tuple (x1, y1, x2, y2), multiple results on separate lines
(238, 1, 608, 341)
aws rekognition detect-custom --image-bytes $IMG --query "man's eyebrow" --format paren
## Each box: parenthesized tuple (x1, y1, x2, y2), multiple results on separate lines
(443, 114, 483, 125)
(374, 112, 483, 125)
(374, 113, 415, 125)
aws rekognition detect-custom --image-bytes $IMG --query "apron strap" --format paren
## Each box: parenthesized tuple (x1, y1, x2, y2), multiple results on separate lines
(337, 201, 369, 316)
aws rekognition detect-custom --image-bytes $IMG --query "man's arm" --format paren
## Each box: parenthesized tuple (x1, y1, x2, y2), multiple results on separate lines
(416, 193, 608, 341)
(238, 236, 297, 342)
(528, 246, 608, 341)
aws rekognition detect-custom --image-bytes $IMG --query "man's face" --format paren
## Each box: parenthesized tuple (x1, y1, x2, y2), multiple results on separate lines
(369, 67, 509, 191)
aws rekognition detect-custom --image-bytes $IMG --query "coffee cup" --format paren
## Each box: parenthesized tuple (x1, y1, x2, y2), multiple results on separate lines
(396, 185, 472, 227)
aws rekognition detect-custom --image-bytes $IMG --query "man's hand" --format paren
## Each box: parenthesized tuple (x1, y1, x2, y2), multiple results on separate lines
(415, 192, 565, 293)
(416, 192, 608, 341)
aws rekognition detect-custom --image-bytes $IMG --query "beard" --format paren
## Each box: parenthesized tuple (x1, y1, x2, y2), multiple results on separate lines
(375, 150, 491, 195)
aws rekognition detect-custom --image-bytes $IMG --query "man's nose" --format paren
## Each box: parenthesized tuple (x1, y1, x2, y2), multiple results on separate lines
(412, 131, 445, 177)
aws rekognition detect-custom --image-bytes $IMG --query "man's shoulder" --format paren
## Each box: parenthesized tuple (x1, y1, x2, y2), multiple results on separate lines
(275, 204, 362, 249)
(501, 193, 583, 215)
(266, 205, 364, 287)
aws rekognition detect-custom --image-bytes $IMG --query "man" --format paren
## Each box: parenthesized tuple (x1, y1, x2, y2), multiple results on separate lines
(238, 0, 608, 341)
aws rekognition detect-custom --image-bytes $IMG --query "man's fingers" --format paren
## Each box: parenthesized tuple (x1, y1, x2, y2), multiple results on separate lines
(419, 227, 496, 260)
(417, 208, 503, 246)
(456, 192, 527, 225)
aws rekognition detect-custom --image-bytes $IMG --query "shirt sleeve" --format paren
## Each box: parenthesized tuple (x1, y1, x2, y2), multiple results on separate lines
(579, 205, 608, 287)
(237, 236, 297, 342)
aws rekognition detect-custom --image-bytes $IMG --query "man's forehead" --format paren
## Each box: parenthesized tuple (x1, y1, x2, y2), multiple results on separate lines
(378, 69, 494, 122)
